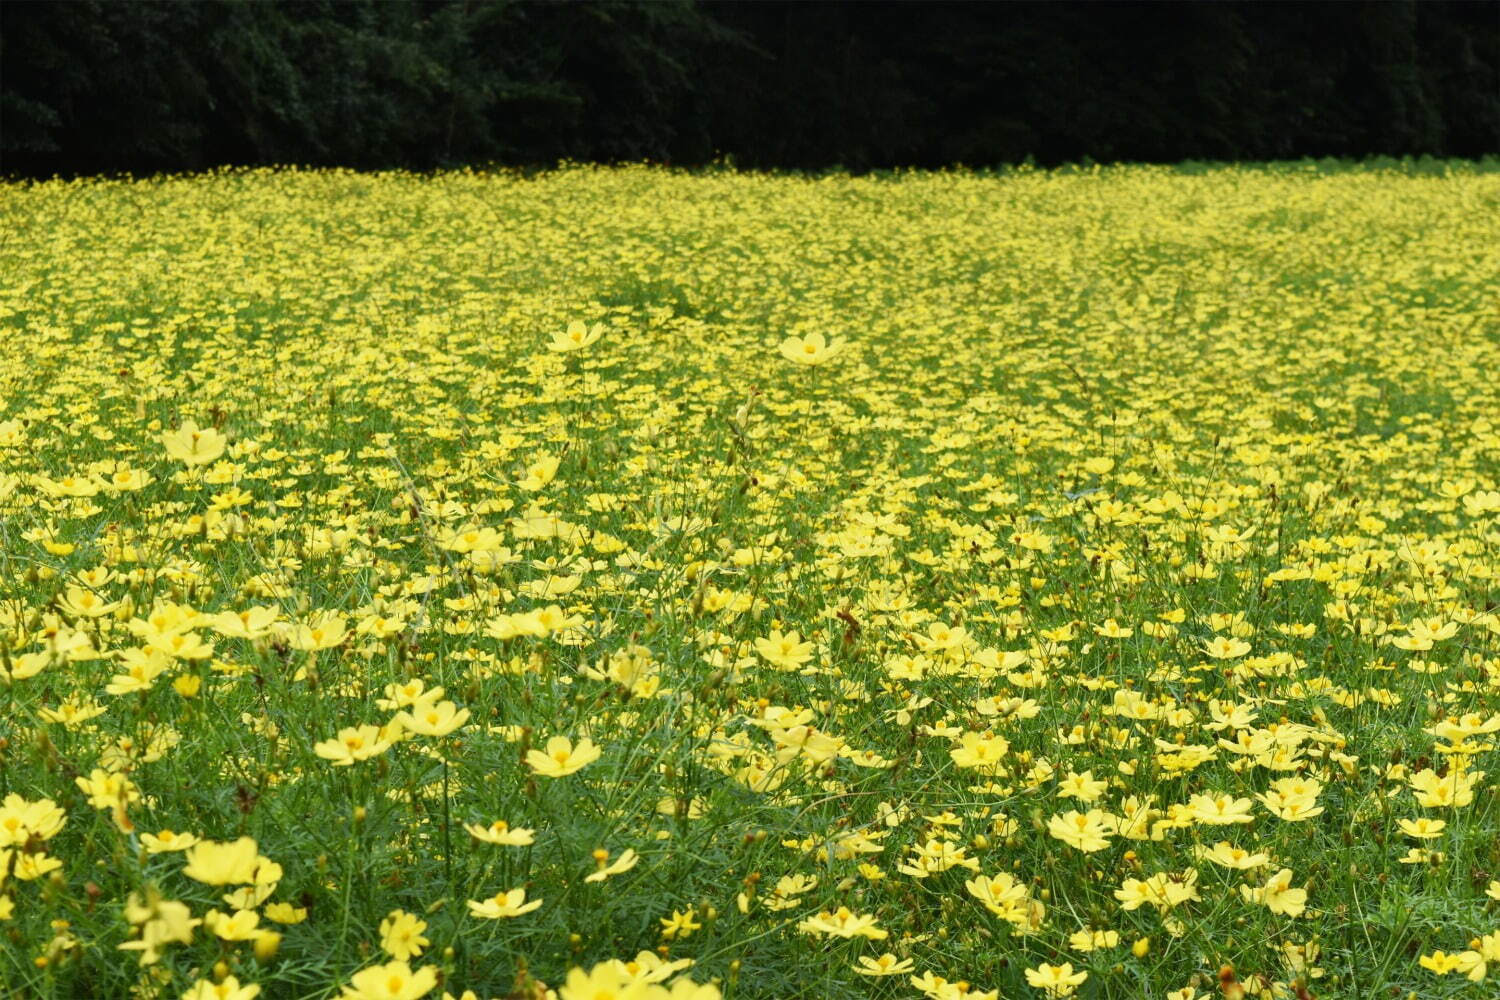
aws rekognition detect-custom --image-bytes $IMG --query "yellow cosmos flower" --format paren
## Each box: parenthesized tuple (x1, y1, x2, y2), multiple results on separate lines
(557, 965, 649, 1000)
(777, 331, 844, 365)
(288, 614, 348, 652)
(1047, 809, 1115, 852)
(209, 607, 280, 640)
(119, 889, 200, 966)
(1188, 793, 1256, 825)
(204, 907, 261, 941)
(0, 794, 67, 847)
(466, 887, 543, 919)
(1202, 636, 1251, 659)
(659, 907, 702, 940)
(264, 902, 309, 924)
(753, 628, 815, 670)
(1240, 868, 1307, 917)
(181, 837, 261, 886)
(162, 419, 227, 465)
(855, 953, 915, 976)
(140, 829, 200, 854)
(526, 735, 602, 777)
(585, 847, 641, 883)
(394, 699, 470, 737)
(949, 731, 1010, 773)
(1420, 950, 1464, 974)
(464, 819, 536, 846)
(1068, 928, 1120, 951)
(339, 960, 438, 1000)
(56, 585, 120, 618)
(607, 950, 695, 985)
(379, 909, 429, 961)
(519, 453, 561, 490)
(547, 320, 605, 353)
(1025, 962, 1088, 997)
(796, 906, 887, 939)
(314, 724, 398, 766)
(180, 975, 262, 1000)
(1195, 841, 1271, 870)
(1056, 769, 1108, 801)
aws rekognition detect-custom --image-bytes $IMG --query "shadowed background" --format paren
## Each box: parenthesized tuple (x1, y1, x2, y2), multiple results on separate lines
(2, 0, 1496, 177)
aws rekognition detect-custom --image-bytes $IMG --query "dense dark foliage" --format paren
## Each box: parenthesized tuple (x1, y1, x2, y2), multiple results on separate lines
(3, 0, 1496, 176)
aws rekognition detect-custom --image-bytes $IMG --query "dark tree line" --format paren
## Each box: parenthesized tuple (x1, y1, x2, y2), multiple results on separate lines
(2, 0, 1496, 177)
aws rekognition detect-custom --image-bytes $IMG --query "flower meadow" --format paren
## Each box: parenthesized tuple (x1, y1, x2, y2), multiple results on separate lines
(1, 162, 1498, 1000)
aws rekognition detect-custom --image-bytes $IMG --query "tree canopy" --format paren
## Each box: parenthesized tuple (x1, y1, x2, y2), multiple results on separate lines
(3, 0, 1496, 176)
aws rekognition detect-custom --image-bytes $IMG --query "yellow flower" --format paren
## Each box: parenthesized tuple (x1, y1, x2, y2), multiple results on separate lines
(209, 607, 280, 640)
(1454, 930, 1500, 981)
(753, 628, 815, 670)
(340, 960, 439, 1000)
(376, 679, 445, 711)
(204, 908, 261, 941)
(855, 953, 915, 976)
(1047, 809, 1115, 852)
(1056, 769, 1108, 801)
(394, 700, 470, 738)
(314, 724, 398, 766)
(0, 794, 67, 846)
(547, 320, 605, 353)
(11, 851, 62, 879)
(1409, 767, 1482, 808)
(1025, 962, 1088, 997)
(181, 837, 261, 886)
(659, 907, 703, 940)
(796, 906, 887, 939)
(253, 930, 281, 963)
(1240, 868, 1307, 917)
(464, 819, 535, 846)
(778, 331, 844, 365)
(119, 891, 200, 966)
(140, 829, 199, 854)
(599, 951, 690, 986)
(105, 648, 172, 695)
(264, 902, 308, 924)
(585, 847, 640, 883)
(288, 614, 348, 652)
(1397, 816, 1447, 839)
(909, 972, 999, 1000)
(180, 975, 262, 1000)
(1187, 793, 1256, 826)
(162, 419, 227, 465)
(1202, 636, 1251, 659)
(379, 910, 429, 961)
(1257, 777, 1324, 822)
(56, 585, 120, 618)
(526, 735, 602, 777)
(965, 872, 1029, 921)
(466, 888, 543, 919)
(949, 731, 1010, 773)
(1068, 928, 1120, 951)
(75, 768, 140, 811)
(1195, 841, 1270, 870)
(519, 453, 561, 490)
(557, 964, 651, 1000)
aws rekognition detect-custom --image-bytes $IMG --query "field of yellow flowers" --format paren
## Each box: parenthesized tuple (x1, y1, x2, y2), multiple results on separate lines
(1, 162, 1498, 1000)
